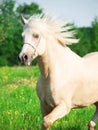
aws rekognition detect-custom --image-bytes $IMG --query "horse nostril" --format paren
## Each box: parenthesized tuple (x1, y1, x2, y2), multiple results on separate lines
(23, 54, 28, 61)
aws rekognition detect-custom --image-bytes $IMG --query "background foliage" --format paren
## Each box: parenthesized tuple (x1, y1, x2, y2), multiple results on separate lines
(0, 0, 98, 66)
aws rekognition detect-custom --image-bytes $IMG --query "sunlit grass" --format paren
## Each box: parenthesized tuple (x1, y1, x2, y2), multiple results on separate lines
(0, 66, 96, 130)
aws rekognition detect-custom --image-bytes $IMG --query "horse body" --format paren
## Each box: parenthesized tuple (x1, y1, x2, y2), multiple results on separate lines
(37, 45, 98, 107)
(37, 46, 98, 129)
(19, 15, 98, 130)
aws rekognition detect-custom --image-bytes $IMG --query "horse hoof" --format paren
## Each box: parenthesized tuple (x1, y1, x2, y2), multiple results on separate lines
(88, 121, 96, 130)
(43, 116, 52, 129)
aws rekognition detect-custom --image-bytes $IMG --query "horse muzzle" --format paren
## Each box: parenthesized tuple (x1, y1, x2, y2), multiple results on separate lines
(18, 53, 31, 66)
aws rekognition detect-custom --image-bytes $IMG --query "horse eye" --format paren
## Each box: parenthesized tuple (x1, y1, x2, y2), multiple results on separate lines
(33, 33, 39, 39)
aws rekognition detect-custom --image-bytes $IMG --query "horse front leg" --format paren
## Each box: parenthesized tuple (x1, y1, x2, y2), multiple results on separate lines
(42, 102, 70, 130)
(40, 102, 51, 130)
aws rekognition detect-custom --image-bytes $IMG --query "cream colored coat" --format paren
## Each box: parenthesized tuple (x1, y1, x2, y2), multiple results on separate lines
(19, 15, 98, 130)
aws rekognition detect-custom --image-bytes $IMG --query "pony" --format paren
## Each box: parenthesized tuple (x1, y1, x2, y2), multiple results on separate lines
(19, 14, 98, 130)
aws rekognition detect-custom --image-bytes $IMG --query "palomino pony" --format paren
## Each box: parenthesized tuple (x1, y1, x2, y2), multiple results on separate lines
(19, 15, 98, 130)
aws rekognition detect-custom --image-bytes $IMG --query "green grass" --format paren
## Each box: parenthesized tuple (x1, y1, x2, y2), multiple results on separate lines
(0, 66, 97, 130)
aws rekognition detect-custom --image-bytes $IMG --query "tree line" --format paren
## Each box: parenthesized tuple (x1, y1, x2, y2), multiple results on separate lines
(0, 0, 98, 66)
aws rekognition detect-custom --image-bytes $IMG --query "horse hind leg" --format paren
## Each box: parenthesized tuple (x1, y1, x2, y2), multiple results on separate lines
(88, 121, 96, 130)
(88, 103, 98, 130)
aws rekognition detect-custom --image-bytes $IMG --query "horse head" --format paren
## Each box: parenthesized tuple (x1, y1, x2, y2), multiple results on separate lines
(18, 16, 47, 65)
(19, 15, 78, 65)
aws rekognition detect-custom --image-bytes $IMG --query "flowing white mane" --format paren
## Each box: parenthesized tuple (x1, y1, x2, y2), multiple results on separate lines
(27, 14, 79, 46)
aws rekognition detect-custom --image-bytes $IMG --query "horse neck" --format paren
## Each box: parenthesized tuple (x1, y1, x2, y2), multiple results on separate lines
(37, 37, 65, 78)
(37, 37, 81, 78)
(37, 50, 49, 78)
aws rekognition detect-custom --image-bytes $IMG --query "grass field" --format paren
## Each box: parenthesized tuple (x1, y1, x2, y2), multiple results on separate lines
(0, 66, 97, 130)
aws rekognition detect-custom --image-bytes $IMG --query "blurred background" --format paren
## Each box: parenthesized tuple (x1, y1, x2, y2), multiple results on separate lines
(0, 0, 98, 66)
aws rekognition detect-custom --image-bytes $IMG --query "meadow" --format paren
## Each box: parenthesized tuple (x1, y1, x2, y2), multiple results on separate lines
(0, 66, 97, 130)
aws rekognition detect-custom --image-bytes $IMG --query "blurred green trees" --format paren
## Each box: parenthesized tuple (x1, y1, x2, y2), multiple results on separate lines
(0, 0, 98, 66)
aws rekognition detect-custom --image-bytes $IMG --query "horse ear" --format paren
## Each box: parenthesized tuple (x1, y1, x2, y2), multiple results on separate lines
(21, 15, 28, 24)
